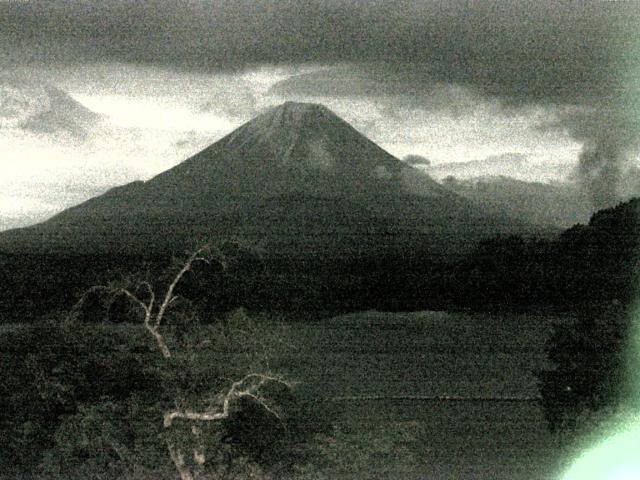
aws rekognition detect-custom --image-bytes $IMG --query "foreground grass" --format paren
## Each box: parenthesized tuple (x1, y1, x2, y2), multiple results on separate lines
(267, 310, 569, 479)
(2, 310, 570, 479)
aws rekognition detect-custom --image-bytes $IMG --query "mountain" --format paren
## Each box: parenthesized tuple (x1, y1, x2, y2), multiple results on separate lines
(0, 217, 25, 232)
(146, 101, 451, 198)
(441, 176, 593, 228)
(0, 102, 534, 257)
(0, 78, 102, 140)
(0, 213, 54, 232)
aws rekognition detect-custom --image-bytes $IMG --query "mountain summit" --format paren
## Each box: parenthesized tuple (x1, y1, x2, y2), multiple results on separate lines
(0, 102, 526, 255)
(149, 101, 448, 198)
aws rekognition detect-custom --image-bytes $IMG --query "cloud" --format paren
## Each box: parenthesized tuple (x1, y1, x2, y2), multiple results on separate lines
(0, 76, 235, 226)
(426, 152, 567, 181)
(431, 153, 520, 170)
(403, 154, 431, 166)
(200, 91, 258, 121)
(539, 103, 640, 208)
(2, 1, 635, 106)
(459, 152, 527, 168)
(264, 74, 580, 171)
(1, 1, 637, 214)
(0, 65, 310, 227)
(269, 65, 491, 120)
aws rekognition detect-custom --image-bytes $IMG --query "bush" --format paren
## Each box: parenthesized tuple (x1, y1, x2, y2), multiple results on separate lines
(537, 303, 630, 432)
(42, 399, 168, 477)
(0, 318, 162, 471)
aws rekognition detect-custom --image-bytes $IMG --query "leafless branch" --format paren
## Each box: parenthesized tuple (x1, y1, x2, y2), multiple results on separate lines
(71, 245, 226, 359)
(163, 373, 291, 428)
(118, 286, 172, 358)
(68, 285, 113, 320)
(155, 245, 224, 329)
(163, 373, 291, 479)
(168, 443, 195, 480)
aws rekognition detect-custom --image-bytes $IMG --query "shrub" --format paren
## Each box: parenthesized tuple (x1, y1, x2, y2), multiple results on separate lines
(0, 317, 162, 472)
(1, 244, 324, 479)
(0, 311, 324, 478)
(537, 303, 629, 432)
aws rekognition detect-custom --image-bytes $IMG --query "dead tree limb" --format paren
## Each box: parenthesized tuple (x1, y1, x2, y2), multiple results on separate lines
(163, 373, 290, 427)
(164, 373, 291, 480)
(71, 245, 224, 359)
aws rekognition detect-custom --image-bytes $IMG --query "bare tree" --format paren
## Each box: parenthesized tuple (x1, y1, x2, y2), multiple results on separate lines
(71, 244, 293, 480)
(71, 245, 223, 357)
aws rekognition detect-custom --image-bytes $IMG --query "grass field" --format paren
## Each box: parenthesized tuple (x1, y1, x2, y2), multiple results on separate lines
(1, 310, 574, 479)
(267, 310, 572, 479)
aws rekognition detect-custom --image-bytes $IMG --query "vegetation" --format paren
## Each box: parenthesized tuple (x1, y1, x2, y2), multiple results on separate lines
(2, 201, 637, 320)
(0, 306, 600, 478)
(537, 304, 630, 432)
(533, 200, 639, 433)
(0, 246, 324, 479)
(0, 198, 638, 477)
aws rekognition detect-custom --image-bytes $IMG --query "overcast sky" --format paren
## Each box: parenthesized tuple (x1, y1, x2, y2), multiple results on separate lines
(1, 0, 638, 229)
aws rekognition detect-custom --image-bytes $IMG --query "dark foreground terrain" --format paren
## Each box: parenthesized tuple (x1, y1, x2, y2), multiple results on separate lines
(271, 310, 570, 479)
(1, 310, 573, 479)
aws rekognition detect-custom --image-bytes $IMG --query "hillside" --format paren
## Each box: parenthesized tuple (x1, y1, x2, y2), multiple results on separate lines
(441, 176, 593, 228)
(438, 197, 640, 310)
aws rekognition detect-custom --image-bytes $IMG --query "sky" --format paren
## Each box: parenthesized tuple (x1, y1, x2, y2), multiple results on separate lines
(1, 0, 638, 229)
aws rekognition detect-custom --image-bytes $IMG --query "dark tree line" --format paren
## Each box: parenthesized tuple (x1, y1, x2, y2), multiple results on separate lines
(532, 199, 639, 431)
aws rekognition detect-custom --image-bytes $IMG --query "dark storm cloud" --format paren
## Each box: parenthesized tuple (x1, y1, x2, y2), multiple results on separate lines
(1, 0, 634, 104)
(548, 105, 640, 208)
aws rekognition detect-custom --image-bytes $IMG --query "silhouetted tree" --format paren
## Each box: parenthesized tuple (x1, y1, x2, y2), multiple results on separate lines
(537, 303, 630, 432)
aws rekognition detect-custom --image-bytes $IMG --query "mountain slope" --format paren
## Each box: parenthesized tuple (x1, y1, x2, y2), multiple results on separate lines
(146, 101, 450, 199)
(0, 102, 533, 257)
(442, 176, 593, 228)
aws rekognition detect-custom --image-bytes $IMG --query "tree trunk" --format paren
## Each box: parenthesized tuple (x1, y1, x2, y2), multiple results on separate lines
(146, 324, 171, 358)
(168, 444, 194, 480)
